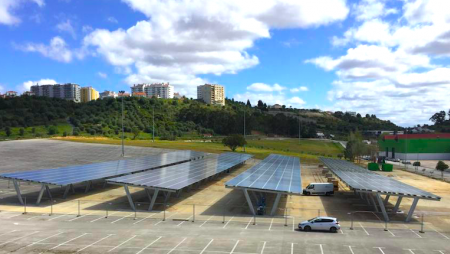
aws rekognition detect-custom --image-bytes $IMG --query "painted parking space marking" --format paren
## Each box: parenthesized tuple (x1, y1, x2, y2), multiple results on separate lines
(27, 214, 48, 221)
(77, 234, 114, 252)
(90, 211, 119, 223)
(133, 213, 158, 225)
(260, 241, 267, 254)
(48, 214, 68, 221)
(404, 249, 416, 254)
(107, 235, 137, 253)
(199, 216, 213, 227)
(43, 232, 89, 253)
(429, 225, 450, 240)
(167, 237, 186, 254)
(316, 244, 324, 254)
(410, 229, 423, 238)
(345, 245, 355, 254)
(374, 247, 386, 254)
(245, 217, 253, 229)
(68, 212, 95, 222)
(177, 216, 192, 226)
(268, 219, 274, 231)
(200, 239, 214, 254)
(434, 251, 445, 254)
(111, 213, 133, 224)
(0, 231, 39, 246)
(0, 230, 17, 238)
(358, 222, 370, 236)
(136, 236, 162, 254)
(154, 212, 178, 225)
(223, 216, 234, 229)
(16, 232, 63, 251)
(230, 240, 240, 254)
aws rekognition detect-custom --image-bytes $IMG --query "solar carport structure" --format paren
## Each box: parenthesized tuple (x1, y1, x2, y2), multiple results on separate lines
(320, 157, 441, 222)
(107, 152, 252, 210)
(225, 154, 301, 216)
(0, 150, 205, 205)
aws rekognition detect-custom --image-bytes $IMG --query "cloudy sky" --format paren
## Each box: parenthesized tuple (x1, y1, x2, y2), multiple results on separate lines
(1, 0, 450, 126)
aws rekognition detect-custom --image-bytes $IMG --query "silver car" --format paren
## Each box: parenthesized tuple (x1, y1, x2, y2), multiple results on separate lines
(298, 216, 341, 233)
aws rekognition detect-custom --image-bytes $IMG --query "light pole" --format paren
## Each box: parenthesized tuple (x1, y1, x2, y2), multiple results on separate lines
(119, 90, 125, 157)
(152, 104, 155, 143)
(243, 106, 246, 152)
(298, 114, 301, 144)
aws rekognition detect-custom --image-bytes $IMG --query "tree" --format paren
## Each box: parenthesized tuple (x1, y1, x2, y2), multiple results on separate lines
(246, 99, 251, 107)
(48, 126, 58, 135)
(19, 128, 25, 136)
(5, 127, 11, 137)
(132, 127, 140, 140)
(436, 161, 449, 179)
(257, 100, 264, 109)
(222, 134, 247, 152)
(430, 111, 446, 124)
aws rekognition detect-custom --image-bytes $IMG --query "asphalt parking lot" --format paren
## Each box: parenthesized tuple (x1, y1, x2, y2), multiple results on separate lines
(0, 210, 449, 254)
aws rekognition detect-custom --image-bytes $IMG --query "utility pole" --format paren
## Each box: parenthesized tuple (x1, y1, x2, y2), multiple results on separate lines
(119, 91, 125, 157)
(243, 106, 246, 152)
(298, 114, 301, 144)
(152, 104, 155, 143)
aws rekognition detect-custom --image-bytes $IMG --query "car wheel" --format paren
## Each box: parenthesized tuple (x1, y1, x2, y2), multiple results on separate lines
(304, 226, 311, 232)
(305, 192, 310, 196)
(330, 227, 337, 233)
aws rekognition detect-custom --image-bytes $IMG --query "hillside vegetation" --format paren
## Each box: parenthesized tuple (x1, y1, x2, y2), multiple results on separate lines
(0, 96, 399, 140)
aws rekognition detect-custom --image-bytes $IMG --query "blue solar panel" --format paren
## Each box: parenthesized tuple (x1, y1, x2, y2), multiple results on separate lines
(225, 154, 302, 194)
(107, 152, 252, 191)
(0, 151, 205, 186)
(320, 157, 441, 200)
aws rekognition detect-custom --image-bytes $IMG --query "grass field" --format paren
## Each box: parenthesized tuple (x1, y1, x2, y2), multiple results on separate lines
(56, 136, 344, 164)
(0, 123, 73, 140)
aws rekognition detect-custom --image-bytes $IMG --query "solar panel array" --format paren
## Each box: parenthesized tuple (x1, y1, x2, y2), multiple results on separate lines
(0, 151, 205, 186)
(225, 154, 302, 194)
(107, 152, 252, 191)
(320, 157, 440, 200)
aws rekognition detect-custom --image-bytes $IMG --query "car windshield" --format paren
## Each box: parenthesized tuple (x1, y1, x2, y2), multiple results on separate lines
(308, 217, 317, 222)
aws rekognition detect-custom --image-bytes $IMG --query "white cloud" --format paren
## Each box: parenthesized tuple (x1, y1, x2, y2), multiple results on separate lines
(290, 86, 308, 92)
(107, 17, 118, 24)
(82, 25, 93, 33)
(56, 19, 76, 39)
(0, 84, 4, 93)
(16, 36, 74, 63)
(19, 78, 57, 92)
(353, 0, 397, 21)
(83, 0, 349, 95)
(98, 72, 108, 79)
(0, 0, 44, 25)
(247, 83, 286, 92)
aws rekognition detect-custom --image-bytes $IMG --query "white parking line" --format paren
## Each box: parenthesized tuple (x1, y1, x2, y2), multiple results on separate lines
(345, 245, 355, 254)
(260, 241, 266, 254)
(107, 235, 137, 252)
(230, 240, 240, 254)
(245, 217, 253, 229)
(291, 243, 296, 254)
(154, 212, 178, 225)
(167, 237, 186, 254)
(358, 222, 370, 236)
(44, 233, 89, 253)
(68, 212, 96, 222)
(0, 231, 39, 246)
(404, 249, 416, 254)
(374, 247, 386, 254)
(429, 225, 450, 240)
(90, 211, 119, 223)
(340, 229, 344, 234)
(268, 219, 274, 231)
(199, 216, 213, 227)
(200, 239, 214, 254)
(133, 213, 158, 225)
(27, 214, 47, 221)
(410, 229, 423, 238)
(6, 213, 22, 219)
(48, 214, 67, 221)
(387, 229, 396, 237)
(223, 216, 234, 229)
(17, 232, 63, 251)
(434, 250, 445, 254)
(317, 244, 324, 254)
(136, 236, 162, 254)
(111, 213, 133, 224)
(0, 230, 17, 238)
(77, 234, 114, 252)
(177, 216, 192, 226)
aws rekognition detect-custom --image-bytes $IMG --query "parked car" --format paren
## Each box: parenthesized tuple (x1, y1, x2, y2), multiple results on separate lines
(303, 183, 334, 196)
(393, 158, 401, 162)
(298, 217, 341, 233)
(401, 160, 411, 164)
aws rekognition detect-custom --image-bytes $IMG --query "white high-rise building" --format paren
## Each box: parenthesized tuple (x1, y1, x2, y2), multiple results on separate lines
(30, 83, 81, 102)
(131, 83, 174, 99)
(197, 84, 225, 105)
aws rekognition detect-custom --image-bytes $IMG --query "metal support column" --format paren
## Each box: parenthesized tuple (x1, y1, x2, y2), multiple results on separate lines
(45, 185, 53, 201)
(63, 185, 71, 199)
(270, 193, 282, 216)
(71, 184, 75, 193)
(85, 181, 91, 193)
(406, 197, 419, 222)
(243, 189, 255, 215)
(36, 184, 46, 205)
(12, 180, 24, 205)
(393, 196, 403, 213)
(376, 193, 389, 222)
(369, 194, 379, 212)
(145, 188, 152, 201)
(148, 189, 159, 211)
(176, 189, 182, 198)
(164, 191, 171, 204)
(384, 195, 391, 206)
(123, 185, 135, 211)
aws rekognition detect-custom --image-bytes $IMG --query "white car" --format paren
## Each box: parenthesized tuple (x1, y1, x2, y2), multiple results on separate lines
(298, 216, 341, 233)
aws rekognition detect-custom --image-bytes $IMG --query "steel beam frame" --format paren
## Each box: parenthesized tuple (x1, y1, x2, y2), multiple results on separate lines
(148, 189, 159, 211)
(36, 184, 46, 205)
(123, 185, 135, 211)
(406, 197, 419, 222)
(376, 193, 389, 222)
(393, 196, 403, 214)
(270, 193, 282, 216)
(12, 180, 23, 205)
(243, 189, 255, 215)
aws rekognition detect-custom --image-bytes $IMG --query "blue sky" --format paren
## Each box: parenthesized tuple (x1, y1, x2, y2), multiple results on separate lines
(1, 0, 450, 127)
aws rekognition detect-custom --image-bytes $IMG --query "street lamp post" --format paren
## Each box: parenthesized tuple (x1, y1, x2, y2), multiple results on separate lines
(119, 91, 125, 157)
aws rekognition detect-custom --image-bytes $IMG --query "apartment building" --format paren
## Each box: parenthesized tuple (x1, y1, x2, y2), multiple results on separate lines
(99, 90, 118, 99)
(131, 83, 174, 98)
(31, 83, 81, 102)
(80, 87, 100, 102)
(197, 84, 225, 105)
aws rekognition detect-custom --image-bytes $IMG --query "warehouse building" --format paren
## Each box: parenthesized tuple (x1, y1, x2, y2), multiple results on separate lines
(379, 133, 450, 160)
